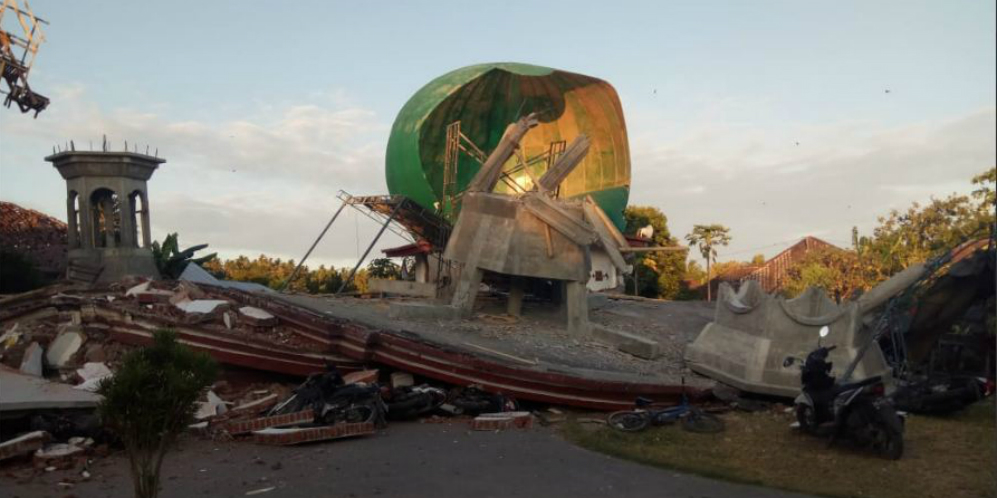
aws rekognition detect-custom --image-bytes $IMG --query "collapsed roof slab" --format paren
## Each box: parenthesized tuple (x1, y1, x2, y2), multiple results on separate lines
(0, 368, 100, 417)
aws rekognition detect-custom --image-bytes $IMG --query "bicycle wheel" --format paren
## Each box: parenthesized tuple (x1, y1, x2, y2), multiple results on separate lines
(607, 411, 651, 432)
(681, 409, 725, 434)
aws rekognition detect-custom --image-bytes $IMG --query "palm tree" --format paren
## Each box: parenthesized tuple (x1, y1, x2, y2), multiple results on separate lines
(686, 224, 732, 301)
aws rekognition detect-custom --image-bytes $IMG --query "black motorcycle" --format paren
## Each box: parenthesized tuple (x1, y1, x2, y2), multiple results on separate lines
(270, 368, 387, 427)
(784, 326, 905, 460)
(385, 385, 447, 420)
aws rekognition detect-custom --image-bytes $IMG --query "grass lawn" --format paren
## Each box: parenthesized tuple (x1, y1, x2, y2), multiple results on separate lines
(562, 400, 996, 498)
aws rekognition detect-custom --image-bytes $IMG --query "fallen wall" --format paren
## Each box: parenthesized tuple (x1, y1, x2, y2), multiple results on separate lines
(685, 280, 892, 397)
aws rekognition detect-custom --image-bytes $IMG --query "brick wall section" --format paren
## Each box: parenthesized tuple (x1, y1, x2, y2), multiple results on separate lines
(252, 422, 376, 445)
(223, 409, 315, 435)
(470, 412, 534, 431)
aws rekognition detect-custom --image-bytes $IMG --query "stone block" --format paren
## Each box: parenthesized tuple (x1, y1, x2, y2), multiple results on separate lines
(239, 306, 277, 327)
(591, 325, 662, 360)
(19, 342, 44, 376)
(46, 331, 85, 368)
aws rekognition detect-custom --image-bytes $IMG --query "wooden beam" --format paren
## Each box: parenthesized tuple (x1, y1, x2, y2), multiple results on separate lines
(537, 135, 590, 192)
(521, 193, 598, 246)
(465, 113, 539, 193)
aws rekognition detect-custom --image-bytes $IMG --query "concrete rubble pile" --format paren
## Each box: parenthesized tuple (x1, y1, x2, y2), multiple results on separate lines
(685, 238, 996, 402)
(2, 274, 616, 468)
(684, 280, 892, 397)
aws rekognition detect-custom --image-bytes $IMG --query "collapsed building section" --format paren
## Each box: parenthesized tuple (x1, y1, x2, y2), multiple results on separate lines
(685, 280, 892, 397)
(686, 239, 996, 403)
(0, 278, 711, 413)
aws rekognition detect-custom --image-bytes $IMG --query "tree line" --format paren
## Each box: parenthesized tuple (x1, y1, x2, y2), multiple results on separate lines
(624, 167, 994, 301)
(202, 255, 400, 294)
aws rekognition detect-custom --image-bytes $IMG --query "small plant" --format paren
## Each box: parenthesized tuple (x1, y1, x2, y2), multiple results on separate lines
(151, 233, 217, 279)
(367, 257, 401, 280)
(97, 330, 217, 498)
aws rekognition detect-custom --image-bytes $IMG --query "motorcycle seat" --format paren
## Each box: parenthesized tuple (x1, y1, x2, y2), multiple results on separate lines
(834, 376, 882, 394)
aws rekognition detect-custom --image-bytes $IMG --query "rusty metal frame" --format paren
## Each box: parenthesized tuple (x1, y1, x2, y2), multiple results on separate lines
(0, 0, 48, 116)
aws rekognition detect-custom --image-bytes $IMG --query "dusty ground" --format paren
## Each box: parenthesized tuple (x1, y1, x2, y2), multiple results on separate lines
(564, 400, 997, 498)
(0, 421, 812, 498)
(279, 293, 715, 387)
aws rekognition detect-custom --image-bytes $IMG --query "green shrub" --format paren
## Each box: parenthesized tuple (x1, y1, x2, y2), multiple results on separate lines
(97, 330, 217, 498)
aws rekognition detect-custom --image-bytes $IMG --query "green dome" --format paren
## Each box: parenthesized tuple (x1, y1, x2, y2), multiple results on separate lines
(385, 62, 631, 230)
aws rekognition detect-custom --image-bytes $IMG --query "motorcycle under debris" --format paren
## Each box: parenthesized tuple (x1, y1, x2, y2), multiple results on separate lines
(269, 368, 387, 427)
(784, 326, 906, 460)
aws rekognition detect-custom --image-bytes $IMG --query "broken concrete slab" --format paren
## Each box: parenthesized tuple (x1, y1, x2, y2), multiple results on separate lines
(34, 443, 85, 462)
(179, 262, 276, 294)
(0, 369, 101, 413)
(195, 390, 229, 420)
(176, 299, 229, 314)
(252, 422, 376, 445)
(387, 301, 458, 321)
(343, 369, 379, 384)
(124, 281, 151, 297)
(45, 331, 84, 368)
(590, 325, 662, 360)
(685, 281, 892, 397)
(0, 431, 50, 461)
(239, 306, 277, 327)
(229, 394, 279, 416)
(74, 362, 112, 392)
(19, 342, 44, 376)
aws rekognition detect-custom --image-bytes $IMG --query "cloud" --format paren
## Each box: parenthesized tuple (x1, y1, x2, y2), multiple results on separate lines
(3, 86, 993, 270)
(629, 107, 996, 262)
(0, 85, 405, 269)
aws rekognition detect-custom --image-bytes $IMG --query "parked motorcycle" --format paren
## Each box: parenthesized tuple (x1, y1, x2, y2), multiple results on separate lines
(784, 326, 905, 459)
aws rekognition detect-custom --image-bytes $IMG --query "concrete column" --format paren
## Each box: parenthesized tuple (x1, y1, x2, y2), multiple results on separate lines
(565, 280, 590, 337)
(507, 277, 526, 317)
(77, 189, 96, 249)
(141, 192, 152, 247)
(119, 194, 136, 248)
(66, 191, 79, 249)
(451, 265, 484, 317)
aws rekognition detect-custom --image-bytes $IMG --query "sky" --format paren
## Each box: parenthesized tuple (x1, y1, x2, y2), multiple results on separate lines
(1, 1, 994, 269)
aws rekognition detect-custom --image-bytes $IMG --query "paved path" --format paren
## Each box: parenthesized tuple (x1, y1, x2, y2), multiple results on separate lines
(2, 422, 811, 498)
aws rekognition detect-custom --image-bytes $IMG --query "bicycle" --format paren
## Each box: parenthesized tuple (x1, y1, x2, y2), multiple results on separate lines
(607, 381, 725, 434)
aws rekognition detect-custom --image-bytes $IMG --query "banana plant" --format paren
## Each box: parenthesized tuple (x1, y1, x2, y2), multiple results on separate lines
(151, 233, 217, 279)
